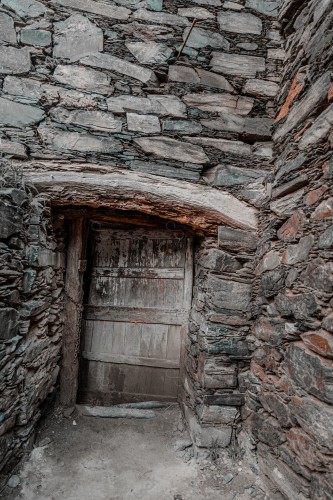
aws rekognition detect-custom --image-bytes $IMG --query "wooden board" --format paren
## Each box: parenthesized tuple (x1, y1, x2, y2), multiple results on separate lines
(78, 226, 193, 405)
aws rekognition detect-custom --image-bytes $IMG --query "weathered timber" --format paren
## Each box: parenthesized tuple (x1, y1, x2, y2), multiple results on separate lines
(22, 164, 258, 232)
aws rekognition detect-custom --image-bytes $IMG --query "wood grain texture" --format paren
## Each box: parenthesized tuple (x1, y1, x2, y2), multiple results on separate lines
(22, 163, 258, 232)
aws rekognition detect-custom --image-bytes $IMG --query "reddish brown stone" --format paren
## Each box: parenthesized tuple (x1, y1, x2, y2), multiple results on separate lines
(249, 412, 286, 447)
(328, 84, 333, 102)
(277, 210, 305, 242)
(275, 72, 305, 123)
(311, 197, 333, 220)
(301, 329, 333, 359)
(255, 250, 280, 274)
(304, 185, 329, 206)
(286, 427, 326, 471)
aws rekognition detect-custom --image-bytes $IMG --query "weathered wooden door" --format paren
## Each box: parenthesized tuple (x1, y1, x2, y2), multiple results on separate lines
(78, 226, 193, 405)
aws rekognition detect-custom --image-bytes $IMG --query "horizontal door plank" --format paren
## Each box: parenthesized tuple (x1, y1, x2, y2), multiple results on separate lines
(92, 267, 185, 279)
(93, 228, 188, 240)
(82, 351, 180, 369)
(84, 306, 188, 325)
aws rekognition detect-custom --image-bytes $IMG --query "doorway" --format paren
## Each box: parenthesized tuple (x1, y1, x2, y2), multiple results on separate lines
(78, 222, 193, 405)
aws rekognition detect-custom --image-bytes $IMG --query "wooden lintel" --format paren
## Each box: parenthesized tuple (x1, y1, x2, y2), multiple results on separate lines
(22, 163, 258, 233)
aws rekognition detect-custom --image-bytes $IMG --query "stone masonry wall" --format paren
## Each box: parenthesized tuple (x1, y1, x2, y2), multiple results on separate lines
(0, 0, 283, 452)
(244, 0, 333, 498)
(0, 162, 65, 478)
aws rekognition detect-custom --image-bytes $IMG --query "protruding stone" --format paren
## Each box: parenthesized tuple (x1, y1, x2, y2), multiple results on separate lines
(127, 113, 160, 133)
(107, 95, 186, 117)
(197, 405, 238, 425)
(162, 120, 202, 135)
(184, 406, 232, 448)
(243, 79, 279, 97)
(178, 7, 215, 20)
(20, 28, 52, 47)
(0, 47, 31, 75)
(311, 197, 333, 220)
(0, 13, 16, 43)
(304, 185, 329, 206)
(51, 0, 131, 20)
(301, 330, 333, 359)
(204, 165, 266, 187)
(245, 0, 281, 17)
(168, 65, 234, 92)
(0, 139, 27, 159)
(0, 97, 45, 127)
(184, 136, 251, 156)
(53, 65, 113, 95)
(211, 52, 265, 78)
(134, 136, 209, 164)
(82, 53, 158, 85)
(282, 235, 314, 265)
(218, 226, 257, 252)
(275, 292, 319, 320)
(218, 11, 262, 34)
(50, 108, 123, 132)
(38, 125, 123, 153)
(125, 41, 172, 64)
(53, 14, 103, 62)
(183, 93, 253, 114)
(1, 0, 51, 18)
(182, 27, 229, 50)
(208, 276, 252, 312)
(133, 9, 190, 26)
(0, 308, 20, 340)
(277, 210, 305, 242)
(318, 224, 333, 249)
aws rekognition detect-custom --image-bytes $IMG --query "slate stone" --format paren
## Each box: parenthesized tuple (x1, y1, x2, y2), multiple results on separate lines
(0, 13, 16, 43)
(51, 0, 130, 20)
(82, 53, 158, 85)
(223, 1, 244, 10)
(185, 406, 232, 448)
(270, 189, 305, 216)
(178, 7, 215, 20)
(128, 160, 201, 181)
(204, 394, 245, 406)
(162, 120, 202, 135)
(0, 202, 22, 238)
(1, 0, 51, 18)
(275, 153, 306, 182)
(0, 139, 27, 159)
(318, 224, 333, 249)
(301, 330, 333, 359)
(53, 14, 103, 62)
(286, 342, 333, 404)
(133, 9, 190, 26)
(202, 114, 272, 140)
(273, 72, 331, 142)
(199, 248, 242, 272)
(134, 136, 209, 164)
(204, 337, 249, 356)
(260, 268, 285, 298)
(0, 308, 20, 340)
(197, 405, 238, 425)
(272, 174, 308, 199)
(38, 125, 123, 153)
(168, 65, 234, 92)
(113, 0, 162, 10)
(202, 360, 238, 389)
(298, 105, 333, 150)
(116, 21, 174, 41)
(218, 11, 262, 35)
(236, 42, 258, 51)
(211, 52, 265, 78)
(20, 29, 52, 47)
(282, 235, 314, 265)
(183, 93, 253, 114)
(0, 47, 31, 75)
(249, 412, 285, 447)
(53, 65, 113, 95)
(183, 27, 229, 50)
(208, 276, 252, 312)
(275, 292, 319, 320)
(256, 250, 281, 274)
(50, 108, 122, 132)
(243, 78, 279, 97)
(304, 259, 333, 293)
(184, 136, 251, 156)
(107, 95, 186, 117)
(322, 312, 333, 333)
(125, 41, 172, 64)
(205, 165, 265, 187)
(127, 113, 160, 133)
(245, 0, 281, 17)
(218, 226, 257, 252)
(0, 97, 45, 127)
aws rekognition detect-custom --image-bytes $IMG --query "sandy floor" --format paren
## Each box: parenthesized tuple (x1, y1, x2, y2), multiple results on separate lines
(3, 405, 271, 500)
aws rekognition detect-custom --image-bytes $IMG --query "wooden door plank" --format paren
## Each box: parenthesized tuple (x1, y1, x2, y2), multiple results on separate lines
(91, 267, 185, 279)
(84, 307, 188, 325)
(81, 351, 180, 369)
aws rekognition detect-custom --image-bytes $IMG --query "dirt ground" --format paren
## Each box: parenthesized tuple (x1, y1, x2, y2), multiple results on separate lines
(3, 405, 271, 500)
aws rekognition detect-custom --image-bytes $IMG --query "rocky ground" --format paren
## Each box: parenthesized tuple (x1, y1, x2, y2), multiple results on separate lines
(2, 405, 272, 500)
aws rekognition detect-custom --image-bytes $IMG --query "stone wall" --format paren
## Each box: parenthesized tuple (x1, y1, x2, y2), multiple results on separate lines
(0, 0, 283, 453)
(0, 162, 64, 478)
(244, 0, 333, 498)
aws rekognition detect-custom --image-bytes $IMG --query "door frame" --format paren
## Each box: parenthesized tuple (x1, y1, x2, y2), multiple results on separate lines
(60, 214, 194, 407)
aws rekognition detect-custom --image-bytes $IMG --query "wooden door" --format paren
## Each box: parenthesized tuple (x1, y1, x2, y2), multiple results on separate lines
(78, 226, 193, 405)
